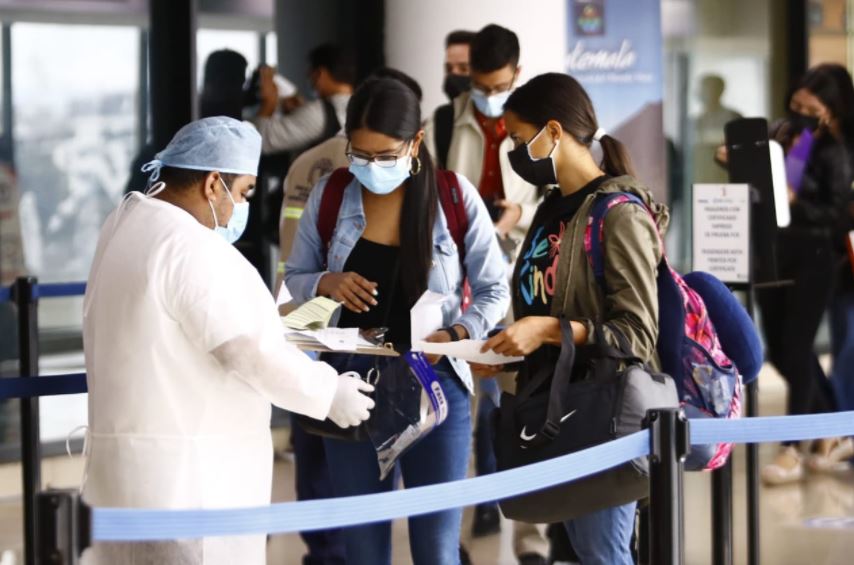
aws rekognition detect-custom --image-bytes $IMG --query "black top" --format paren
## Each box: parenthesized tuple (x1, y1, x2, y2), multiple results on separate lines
(513, 175, 609, 384)
(337, 238, 411, 347)
(515, 175, 609, 318)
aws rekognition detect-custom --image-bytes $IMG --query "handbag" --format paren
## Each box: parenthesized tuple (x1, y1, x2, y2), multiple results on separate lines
(494, 318, 679, 523)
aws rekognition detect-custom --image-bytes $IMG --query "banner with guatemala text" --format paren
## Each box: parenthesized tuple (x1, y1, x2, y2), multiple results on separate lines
(566, 0, 667, 201)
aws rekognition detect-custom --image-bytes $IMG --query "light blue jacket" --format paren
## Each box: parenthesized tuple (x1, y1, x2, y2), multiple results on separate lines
(285, 172, 510, 392)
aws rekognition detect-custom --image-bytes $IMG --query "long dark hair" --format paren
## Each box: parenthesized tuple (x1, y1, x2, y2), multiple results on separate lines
(505, 72, 635, 178)
(796, 63, 854, 142)
(345, 77, 437, 305)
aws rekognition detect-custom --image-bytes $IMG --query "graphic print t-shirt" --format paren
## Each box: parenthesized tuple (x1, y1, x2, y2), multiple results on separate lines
(515, 176, 608, 318)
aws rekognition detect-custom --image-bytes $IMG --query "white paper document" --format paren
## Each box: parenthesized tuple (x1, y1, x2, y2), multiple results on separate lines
(410, 291, 448, 342)
(283, 327, 372, 352)
(275, 281, 293, 306)
(412, 339, 524, 365)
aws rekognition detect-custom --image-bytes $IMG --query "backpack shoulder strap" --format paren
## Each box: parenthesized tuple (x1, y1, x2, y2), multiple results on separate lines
(585, 192, 647, 290)
(436, 169, 468, 264)
(317, 168, 353, 263)
(319, 97, 342, 141)
(434, 104, 455, 170)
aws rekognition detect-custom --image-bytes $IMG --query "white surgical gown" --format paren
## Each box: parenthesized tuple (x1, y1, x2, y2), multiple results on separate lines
(81, 193, 338, 565)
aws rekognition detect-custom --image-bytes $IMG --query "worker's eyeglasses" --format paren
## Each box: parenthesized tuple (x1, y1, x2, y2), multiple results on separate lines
(346, 140, 411, 168)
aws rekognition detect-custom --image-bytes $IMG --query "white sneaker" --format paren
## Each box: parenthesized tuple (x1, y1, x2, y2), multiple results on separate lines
(807, 438, 854, 473)
(762, 446, 804, 486)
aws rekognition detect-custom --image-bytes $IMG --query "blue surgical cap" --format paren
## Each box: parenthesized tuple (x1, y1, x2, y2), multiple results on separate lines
(141, 116, 262, 182)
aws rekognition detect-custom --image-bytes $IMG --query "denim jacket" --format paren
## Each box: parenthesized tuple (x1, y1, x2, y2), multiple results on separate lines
(285, 171, 510, 393)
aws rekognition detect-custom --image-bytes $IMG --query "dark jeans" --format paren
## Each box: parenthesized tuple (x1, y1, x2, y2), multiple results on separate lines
(830, 292, 854, 412)
(474, 376, 499, 511)
(323, 355, 471, 565)
(758, 232, 837, 436)
(290, 413, 346, 565)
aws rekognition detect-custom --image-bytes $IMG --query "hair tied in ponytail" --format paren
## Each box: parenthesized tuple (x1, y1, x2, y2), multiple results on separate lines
(593, 128, 607, 142)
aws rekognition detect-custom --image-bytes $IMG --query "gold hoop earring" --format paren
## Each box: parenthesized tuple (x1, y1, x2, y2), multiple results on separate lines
(410, 156, 422, 176)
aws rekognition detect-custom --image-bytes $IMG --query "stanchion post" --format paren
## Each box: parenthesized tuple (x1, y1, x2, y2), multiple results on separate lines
(745, 379, 760, 565)
(37, 489, 91, 565)
(14, 276, 41, 565)
(712, 459, 734, 565)
(648, 408, 689, 565)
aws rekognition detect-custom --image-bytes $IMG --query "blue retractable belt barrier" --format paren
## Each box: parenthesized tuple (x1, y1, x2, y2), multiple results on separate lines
(691, 412, 854, 446)
(85, 410, 854, 543)
(34, 282, 86, 299)
(92, 430, 650, 541)
(0, 374, 88, 400)
(0, 281, 86, 302)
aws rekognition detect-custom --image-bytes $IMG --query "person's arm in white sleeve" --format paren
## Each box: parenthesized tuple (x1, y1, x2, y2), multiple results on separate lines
(163, 237, 364, 421)
(253, 100, 326, 154)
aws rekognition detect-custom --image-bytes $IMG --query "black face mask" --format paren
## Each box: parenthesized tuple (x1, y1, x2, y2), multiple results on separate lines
(507, 127, 559, 186)
(443, 74, 471, 101)
(789, 111, 821, 133)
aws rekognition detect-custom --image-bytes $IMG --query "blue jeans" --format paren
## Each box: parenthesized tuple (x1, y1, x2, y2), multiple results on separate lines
(323, 355, 471, 565)
(831, 293, 854, 412)
(564, 502, 637, 565)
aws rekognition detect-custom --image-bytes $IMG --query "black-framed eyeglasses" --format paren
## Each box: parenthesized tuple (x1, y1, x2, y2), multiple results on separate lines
(346, 140, 411, 168)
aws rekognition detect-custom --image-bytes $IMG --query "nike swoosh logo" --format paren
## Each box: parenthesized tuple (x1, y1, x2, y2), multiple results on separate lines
(520, 426, 537, 441)
(520, 410, 578, 442)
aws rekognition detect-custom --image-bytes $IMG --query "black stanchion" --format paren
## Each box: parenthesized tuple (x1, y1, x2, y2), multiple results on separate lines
(745, 380, 760, 565)
(14, 276, 41, 565)
(648, 408, 689, 565)
(712, 460, 734, 565)
(36, 489, 91, 565)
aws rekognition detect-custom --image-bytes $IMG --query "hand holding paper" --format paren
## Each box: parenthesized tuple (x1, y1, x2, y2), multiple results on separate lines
(413, 339, 523, 365)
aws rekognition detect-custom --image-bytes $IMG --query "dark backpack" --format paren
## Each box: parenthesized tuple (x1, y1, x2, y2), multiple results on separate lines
(433, 103, 455, 170)
(586, 192, 763, 470)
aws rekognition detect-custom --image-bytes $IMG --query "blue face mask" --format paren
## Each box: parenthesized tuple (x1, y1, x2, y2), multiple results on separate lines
(349, 154, 412, 196)
(471, 88, 513, 118)
(210, 179, 249, 244)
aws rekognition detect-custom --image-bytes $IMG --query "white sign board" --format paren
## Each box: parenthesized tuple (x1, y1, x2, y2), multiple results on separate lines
(692, 184, 751, 284)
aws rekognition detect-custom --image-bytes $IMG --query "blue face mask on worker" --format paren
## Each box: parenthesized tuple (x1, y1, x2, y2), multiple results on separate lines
(209, 178, 249, 244)
(471, 87, 513, 119)
(348, 142, 414, 195)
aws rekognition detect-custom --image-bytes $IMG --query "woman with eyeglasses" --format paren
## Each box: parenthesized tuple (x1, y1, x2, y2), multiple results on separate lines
(285, 76, 509, 564)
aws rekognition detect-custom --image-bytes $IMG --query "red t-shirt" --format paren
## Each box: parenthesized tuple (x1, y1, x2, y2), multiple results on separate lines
(475, 109, 508, 202)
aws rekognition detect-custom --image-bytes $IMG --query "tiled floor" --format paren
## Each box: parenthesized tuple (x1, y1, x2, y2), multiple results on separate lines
(1, 362, 853, 564)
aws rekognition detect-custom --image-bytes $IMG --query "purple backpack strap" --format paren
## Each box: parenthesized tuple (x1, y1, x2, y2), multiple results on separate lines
(585, 192, 648, 291)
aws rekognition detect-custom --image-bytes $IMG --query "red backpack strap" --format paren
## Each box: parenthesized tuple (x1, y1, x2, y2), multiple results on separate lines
(436, 169, 468, 264)
(317, 168, 353, 264)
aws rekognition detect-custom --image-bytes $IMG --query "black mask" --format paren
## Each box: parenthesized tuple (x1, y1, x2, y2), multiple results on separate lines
(443, 74, 471, 101)
(507, 127, 559, 186)
(788, 111, 820, 133)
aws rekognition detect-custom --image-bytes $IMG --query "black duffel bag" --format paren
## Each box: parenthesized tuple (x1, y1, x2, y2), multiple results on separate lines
(494, 318, 679, 523)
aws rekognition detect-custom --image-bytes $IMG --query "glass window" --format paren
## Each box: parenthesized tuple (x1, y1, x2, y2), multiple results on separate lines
(197, 28, 259, 86)
(2, 23, 140, 451)
(12, 23, 140, 285)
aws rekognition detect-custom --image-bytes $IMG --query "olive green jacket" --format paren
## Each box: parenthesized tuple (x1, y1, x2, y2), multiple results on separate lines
(513, 175, 669, 369)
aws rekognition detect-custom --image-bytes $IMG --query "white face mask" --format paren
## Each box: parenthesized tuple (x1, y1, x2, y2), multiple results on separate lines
(209, 179, 249, 244)
(471, 88, 513, 118)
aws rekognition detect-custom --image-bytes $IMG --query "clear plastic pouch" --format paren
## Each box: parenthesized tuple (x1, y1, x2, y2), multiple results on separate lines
(365, 351, 449, 480)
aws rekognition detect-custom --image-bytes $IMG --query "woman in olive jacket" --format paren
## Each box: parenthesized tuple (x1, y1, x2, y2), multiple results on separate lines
(480, 73, 666, 565)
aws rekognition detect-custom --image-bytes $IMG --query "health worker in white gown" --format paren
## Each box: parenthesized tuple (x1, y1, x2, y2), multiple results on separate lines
(81, 116, 374, 565)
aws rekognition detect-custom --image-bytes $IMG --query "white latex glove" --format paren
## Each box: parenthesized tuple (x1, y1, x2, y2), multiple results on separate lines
(327, 372, 375, 428)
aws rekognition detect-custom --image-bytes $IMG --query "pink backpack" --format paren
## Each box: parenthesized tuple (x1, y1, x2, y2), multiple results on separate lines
(586, 193, 742, 470)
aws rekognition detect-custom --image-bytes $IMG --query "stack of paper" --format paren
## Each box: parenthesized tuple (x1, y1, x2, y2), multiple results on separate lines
(282, 296, 341, 331)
